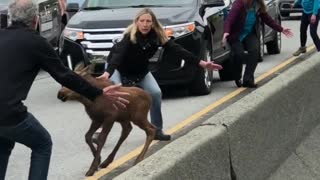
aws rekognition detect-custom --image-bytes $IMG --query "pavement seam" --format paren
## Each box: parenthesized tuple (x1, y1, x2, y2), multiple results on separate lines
(293, 151, 319, 178)
(222, 123, 237, 180)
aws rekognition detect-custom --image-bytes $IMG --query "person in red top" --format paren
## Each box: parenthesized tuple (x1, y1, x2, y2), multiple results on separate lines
(222, 0, 293, 88)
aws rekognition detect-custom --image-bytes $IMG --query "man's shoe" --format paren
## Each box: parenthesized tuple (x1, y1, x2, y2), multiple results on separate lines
(154, 130, 171, 141)
(243, 82, 258, 88)
(235, 79, 242, 87)
(293, 47, 307, 56)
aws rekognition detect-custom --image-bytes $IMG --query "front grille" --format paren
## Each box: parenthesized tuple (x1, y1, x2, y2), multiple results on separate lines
(79, 28, 125, 57)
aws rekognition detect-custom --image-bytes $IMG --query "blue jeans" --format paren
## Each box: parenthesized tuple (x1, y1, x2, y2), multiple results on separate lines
(0, 113, 52, 180)
(110, 70, 164, 129)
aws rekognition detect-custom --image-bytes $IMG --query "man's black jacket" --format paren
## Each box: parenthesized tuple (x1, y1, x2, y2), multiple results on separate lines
(0, 22, 102, 126)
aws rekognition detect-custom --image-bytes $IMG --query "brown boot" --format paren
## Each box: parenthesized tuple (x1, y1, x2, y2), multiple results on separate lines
(293, 47, 307, 56)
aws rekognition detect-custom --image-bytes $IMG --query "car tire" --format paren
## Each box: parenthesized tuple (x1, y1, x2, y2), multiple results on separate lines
(266, 20, 281, 54)
(280, 12, 290, 17)
(189, 42, 213, 95)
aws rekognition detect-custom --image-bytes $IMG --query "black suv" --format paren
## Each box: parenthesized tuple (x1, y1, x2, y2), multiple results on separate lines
(59, 0, 281, 95)
(278, 0, 303, 17)
(0, 0, 62, 49)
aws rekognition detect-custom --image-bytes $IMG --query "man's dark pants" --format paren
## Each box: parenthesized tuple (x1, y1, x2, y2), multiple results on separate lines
(300, 11, 320, 51)
(0, 113, 52, 180)
(230, 32, 260, 84)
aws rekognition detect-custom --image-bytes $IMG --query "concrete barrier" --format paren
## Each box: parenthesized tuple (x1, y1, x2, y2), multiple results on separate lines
(113, 125, 231, 180)
(112, 53, 320, 180)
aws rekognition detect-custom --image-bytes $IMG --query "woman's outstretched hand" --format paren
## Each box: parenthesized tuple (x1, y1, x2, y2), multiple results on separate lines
(282, 28, 293, 38)
(96, 72, 110, 81)
(199, 60, 223, 71)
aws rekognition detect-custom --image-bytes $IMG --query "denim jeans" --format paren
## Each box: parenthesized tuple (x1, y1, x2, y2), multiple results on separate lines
(110, 70, 164, 129)
(0, 113, 52, 180)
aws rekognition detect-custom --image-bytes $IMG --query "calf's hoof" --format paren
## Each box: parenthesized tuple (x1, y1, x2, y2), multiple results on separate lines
(85, 169, 96, 176)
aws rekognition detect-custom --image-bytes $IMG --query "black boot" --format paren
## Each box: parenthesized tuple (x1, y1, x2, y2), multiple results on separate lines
(234, 79, 242, 87)
(154, 130, 171, 141)
(242, 81, 258, 88)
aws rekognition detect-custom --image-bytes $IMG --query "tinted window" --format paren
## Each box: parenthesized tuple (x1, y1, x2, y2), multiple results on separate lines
(84, 0, 195, 8)
(0, 0, 13, 6)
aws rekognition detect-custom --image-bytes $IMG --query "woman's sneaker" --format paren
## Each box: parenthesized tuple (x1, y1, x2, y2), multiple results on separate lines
(293, 47, 306, 56)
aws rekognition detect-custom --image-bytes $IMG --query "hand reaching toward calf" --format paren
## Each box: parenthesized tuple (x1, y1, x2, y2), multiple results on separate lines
(102, 84, 130, 110)
(199, 60, 223, 71)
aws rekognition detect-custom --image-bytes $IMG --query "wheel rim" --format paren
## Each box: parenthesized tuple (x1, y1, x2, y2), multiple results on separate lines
(204, 50, 212, 89)
(260, 31, 264, 59)
(277, 31, 281, 51)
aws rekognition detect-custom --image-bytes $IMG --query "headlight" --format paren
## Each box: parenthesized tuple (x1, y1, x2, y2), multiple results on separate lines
(63, 28, 84, 41)
(165, 22, 195, 38)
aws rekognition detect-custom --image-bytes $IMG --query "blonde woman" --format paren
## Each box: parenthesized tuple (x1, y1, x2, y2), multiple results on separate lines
(98, 8, 222, 141)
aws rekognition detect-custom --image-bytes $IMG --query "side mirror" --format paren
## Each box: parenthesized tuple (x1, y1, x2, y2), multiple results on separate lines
(201, 0, 225, 7)
(66, 3, 80, 12)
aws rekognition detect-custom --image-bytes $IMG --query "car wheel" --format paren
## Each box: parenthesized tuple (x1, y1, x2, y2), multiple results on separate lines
(280, 12, 290, 17)
(189, 45, 213, 95)
(266, 20, 281, 54)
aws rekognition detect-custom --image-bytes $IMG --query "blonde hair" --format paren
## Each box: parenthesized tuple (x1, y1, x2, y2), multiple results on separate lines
(125, 8, 168, 45)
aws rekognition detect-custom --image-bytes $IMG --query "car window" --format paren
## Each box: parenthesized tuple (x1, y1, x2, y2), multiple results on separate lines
(84, 0, 195, 8)
(0, 0, 13, 5)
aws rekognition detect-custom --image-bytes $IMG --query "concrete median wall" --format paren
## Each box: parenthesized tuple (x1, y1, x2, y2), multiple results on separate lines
(112, 54, 320, 180)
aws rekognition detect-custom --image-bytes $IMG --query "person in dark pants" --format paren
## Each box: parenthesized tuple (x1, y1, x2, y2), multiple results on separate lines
(292, 0, 320, 56)
(97, 8, 223, 141)
(222, 0, 293, 88)
(0, 0, 129, 180)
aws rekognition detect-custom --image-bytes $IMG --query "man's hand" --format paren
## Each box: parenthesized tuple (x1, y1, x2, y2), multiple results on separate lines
(282, 28, 294, 38)
(97, 72, 110, 81)
(199, 60, 223, 71)
(311, 14, 317, 24)
(103, 84, 130, 110)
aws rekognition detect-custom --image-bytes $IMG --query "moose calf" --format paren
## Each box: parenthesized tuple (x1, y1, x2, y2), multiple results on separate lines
(57, 64, 157, 176)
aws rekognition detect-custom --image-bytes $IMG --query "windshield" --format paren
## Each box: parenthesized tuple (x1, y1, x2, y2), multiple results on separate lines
(84, 0, 195, 8)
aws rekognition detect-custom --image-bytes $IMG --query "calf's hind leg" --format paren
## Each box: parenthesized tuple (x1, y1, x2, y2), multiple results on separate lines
(133, 120, 156, 164)
(99, 121, 133, 168)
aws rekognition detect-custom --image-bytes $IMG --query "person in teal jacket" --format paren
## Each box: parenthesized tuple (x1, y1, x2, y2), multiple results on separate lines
(292, 0, 320, 56)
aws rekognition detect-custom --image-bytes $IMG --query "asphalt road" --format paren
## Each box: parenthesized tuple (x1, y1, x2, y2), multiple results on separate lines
(5, 19, 314, 180)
